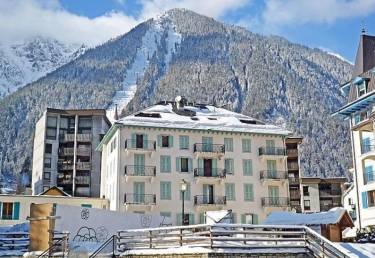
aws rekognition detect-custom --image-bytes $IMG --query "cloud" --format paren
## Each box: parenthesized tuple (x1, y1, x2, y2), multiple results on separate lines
(257, 0, 375, 33)
(0, 0, 249, 47)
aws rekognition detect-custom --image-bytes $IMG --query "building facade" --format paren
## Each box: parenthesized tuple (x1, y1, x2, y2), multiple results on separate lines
(97, 99, 291, 225)
(300, 177, 346, 213)
(334, 33, 375, 229)
(31, 108, 111, 197)
(285, 137, 303, 212)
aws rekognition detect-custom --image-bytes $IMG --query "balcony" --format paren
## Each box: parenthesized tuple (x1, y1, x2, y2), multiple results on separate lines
(125, 139, 156, 151)
(76, 162, 91, 170)
(59, 133, 92, 142)
(319, 189, 341, 197)
(194, 168, 226, 178)
(76, 176, 90, 185)
(287, 162, 299, 171)
(287, 148, 298, 158)
(59, 147, 91, 156)
(193, 143, 225, 156)
(77, 147, 91, 156)
(57, 178, 73, 185)
(76, 134, 92, 142)
(259, 170, 288, 181)
(290, 190, 301, 200)
(258, 147, 286, 156)
(288, 177, 300, 185)
(60, 133, 75, 142)
(58, 163, 73, 170)
(124, 193, 156, 205)
(194, 195, 226, 206)
(124, 165, 156, 177)
(261, 197, 290, 207)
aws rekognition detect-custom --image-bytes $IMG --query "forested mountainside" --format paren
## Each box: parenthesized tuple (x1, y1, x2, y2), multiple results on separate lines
(0, 37, 86, 99)
(0, 9, 352, 179)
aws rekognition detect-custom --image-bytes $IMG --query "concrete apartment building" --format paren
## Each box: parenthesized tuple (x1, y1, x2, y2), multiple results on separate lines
(97, 98, 291, 225)
(334, 33, 375, 229)
(32, 108, 111, 197)
(285, 137, 303, 212)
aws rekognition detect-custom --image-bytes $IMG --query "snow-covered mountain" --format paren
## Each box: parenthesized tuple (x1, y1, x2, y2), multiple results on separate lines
(0, 9, 352, 179)
(0, 37, 86, 99)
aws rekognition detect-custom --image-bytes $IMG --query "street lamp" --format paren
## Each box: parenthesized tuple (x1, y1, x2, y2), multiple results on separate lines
(180, 179, 187, 225)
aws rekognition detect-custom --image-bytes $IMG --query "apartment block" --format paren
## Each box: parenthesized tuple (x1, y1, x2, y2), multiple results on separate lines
(285, 137, 303, 212)
(31, 108, 111, 197)
(97, 98, 291, 225)
(334, 33, 375, 229)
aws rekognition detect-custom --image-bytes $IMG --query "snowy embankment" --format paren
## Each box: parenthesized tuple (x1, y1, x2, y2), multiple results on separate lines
(338, 243, 375, 258)
(0, 223, 29, 257)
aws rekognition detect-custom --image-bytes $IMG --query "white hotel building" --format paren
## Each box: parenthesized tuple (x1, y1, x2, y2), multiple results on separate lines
(97, 98, 291, 225)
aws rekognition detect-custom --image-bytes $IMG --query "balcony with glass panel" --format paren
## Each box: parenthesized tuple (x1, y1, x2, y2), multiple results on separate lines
(193, 143, 225, 158)
(124, 165, 156, 178)
(124, 193, 156, 205)
(194, 195, 227, 206)
(259, 170, 288, 181)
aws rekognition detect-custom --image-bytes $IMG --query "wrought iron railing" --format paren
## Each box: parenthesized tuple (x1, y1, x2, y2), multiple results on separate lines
(258, 147, 286, 156)
(193, 143, 225, 154)
(193, 168, 226, 178)
(194, 195, 226, 205)
(125, 139, 156, 151)
(124, 193, 156, 205)
(124, 165, 156, 176)
(76, 162, 91, 170)
(259, 170, 287, 180)
(261, 197, 290, 207)
(288, 177, 300, 184)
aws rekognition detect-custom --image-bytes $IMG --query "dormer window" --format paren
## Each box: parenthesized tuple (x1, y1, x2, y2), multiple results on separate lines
(357, 81, 368, 97)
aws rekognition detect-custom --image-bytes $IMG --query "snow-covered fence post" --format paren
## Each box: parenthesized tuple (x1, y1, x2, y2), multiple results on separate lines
(149, 230, 152, 249)
(209, 226, 213, 248)
(243, 226, 247, 245)
(179, 228, 183, 246)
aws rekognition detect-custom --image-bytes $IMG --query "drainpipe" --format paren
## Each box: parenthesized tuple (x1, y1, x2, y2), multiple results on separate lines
(73, 114, 78, 197)
(350, 118, 362, 229)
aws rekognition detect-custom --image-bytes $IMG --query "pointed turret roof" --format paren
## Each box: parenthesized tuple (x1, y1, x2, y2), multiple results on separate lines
(352, 34, 375, 77)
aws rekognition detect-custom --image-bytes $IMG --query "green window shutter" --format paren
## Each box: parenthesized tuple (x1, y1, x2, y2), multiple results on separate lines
(241, 214, 246, 224)
(176, 157, 181, 172)
(189, 213, 195, 225)
(199, 213, 206, 224)
(143, 134, 148, 147)
(188, 158, 193, 173)
(225, 159, 234, 174)
(198, 158, 203, 168)
(160, 182, 171, 200)
(212, 159, 217, 176)
(168, 136, 173, 147)
(253, 214, 259, 224)
(81, 204, 92, 208)
(13, 202, 20, 220)
(131, 133, 136, 148)
(362, 192, 368, 209)
(179, 136, 189, 150)
(242, 139, 251, 152)
(157, 135, 162, 147)
(160, 155, 171, 173)
(244, 183, 254, 201)
(225, 183, 235, 201)
(243, 159, 252, 176)
(224, 138, 233, 152)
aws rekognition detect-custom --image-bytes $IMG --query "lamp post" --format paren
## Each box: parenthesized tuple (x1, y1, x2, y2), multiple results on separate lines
(180, 179, 187, 225)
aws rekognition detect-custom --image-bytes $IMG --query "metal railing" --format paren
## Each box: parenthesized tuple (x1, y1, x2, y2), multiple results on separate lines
(76, 133, 92, 142)
(194, 195, 226, 205)
(287, 162, 299, 170)
(57, 178, 73, 185)
(58, 163, 73, 170)
(124, 193, 156, 205)
(288, 177, 300, 184)
(290, 190, 301, 199)
(193, 143, 225, 154)
(38, 231, 69, 258)
(258, 147, 286, 156)
(124, 165, 156, 176)
(90, 235, 118, 258)
(76, 162, 91, 170)
(319, 189, 341, 197)
(259, 170, 287, 180)
(117, 223, 351, 258)
(0, 231, 29, 253)
(261, 197, 290, 207)
(125, 139, 156, 151)
(75, 176, 90, 185)
(193, 168, 226, 178)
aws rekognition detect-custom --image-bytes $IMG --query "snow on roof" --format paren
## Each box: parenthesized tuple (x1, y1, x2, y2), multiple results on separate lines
(263, 208, 349, 226)
(117, 103, 290, 136)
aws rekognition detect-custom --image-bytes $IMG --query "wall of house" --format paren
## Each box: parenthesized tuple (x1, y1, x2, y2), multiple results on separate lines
(301, 183, 320, 212)
(101, 125, 289, 225)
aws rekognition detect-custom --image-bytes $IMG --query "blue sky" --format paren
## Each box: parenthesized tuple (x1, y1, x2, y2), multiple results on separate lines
(2, 0, 375, 62)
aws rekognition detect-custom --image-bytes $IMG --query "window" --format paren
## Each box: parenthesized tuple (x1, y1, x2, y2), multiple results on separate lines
(162, 136, 170, 147)
(224, 159, 234, 174)
(44, 157, 51, 169)
(43, 172, 51, 180)
(176, 157, 192, 173)
(46, 128, 57, 140)
(368, 190, 375, 207)
(46, 116, 57, 140)
(241, 213, 258, 224)
(357, 81, 368, 97)
(225, 183, 236, 201)
(180, 182, 191, 201)
(348, 198, 353, 206)
(1, 202, 19, 220)
(242, 139, 251, 152)
(45, 144, 52, 154)
(224, 138, 233, 152)
(47, 116, 57, 127)
(81, 204, 92, 208)
(242, 159, 253, 176)
(160, 181, 171, 200)
(158, 135, 173, 148)
(303, 186, 309, 196)
(304, 200, 311, 210)
(179, 135, 189, 150)
(160, 155, 171, 173)
(243, 183, 254, 201)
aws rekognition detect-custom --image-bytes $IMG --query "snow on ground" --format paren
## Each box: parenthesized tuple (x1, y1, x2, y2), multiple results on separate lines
(338, 243, 375, 258)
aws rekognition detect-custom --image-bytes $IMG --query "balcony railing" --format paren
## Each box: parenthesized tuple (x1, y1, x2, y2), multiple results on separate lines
(319, 190, 341, 197)
(76, 134, 92, 142)
(76, 162, 91, 170)
(259, 170, 287, 180)
(124, 193, 156, 205)
(124, 165, 156, 176)
(288, 177, 300, 185)
(258, 147, 286, 156)
(57, 178, 73, 185)
(287, 162, 299, 170)
(58, 163, 73, 170)
(287, 148, 298, 157)
(193, 143, 225, 154)
(125, 139, 156, 151)
(76, 176, 90, 185)
(77, 147, 91, 156)
(261, 197, 290, 207)
(59, 133, 92, 142)
(290, 191, 301, 199)
(59, 147, 91, 156)
(194, 195, 226, 206)
(193, 168, 226, 178)
(60, 133, 75, 142)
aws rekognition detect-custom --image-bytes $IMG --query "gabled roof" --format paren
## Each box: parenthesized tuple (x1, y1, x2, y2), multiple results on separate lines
(353, 34, 375, 77)
(264, 208, 354, 228)
(38, 186, 71, 197)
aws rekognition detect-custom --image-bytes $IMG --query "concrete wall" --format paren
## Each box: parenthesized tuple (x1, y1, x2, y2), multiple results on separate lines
(301, 183, 320, 212)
